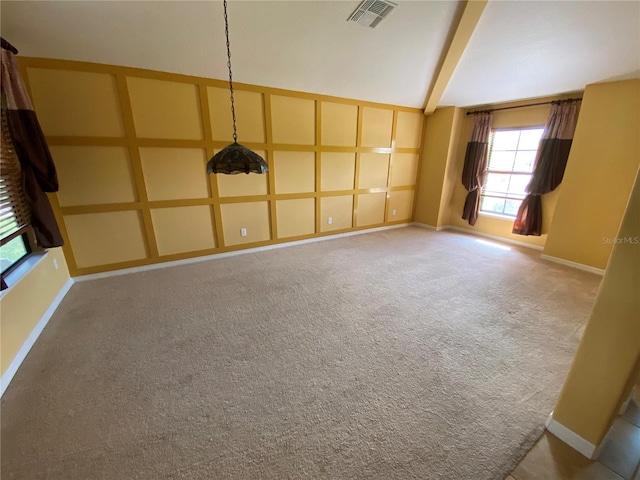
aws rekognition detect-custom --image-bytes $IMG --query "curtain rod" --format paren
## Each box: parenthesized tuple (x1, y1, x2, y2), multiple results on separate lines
(466, 97, 582, 116)
(0, 37, 18, 54)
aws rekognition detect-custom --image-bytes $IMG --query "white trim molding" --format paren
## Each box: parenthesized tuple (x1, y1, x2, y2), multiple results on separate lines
(0, 252, 48, 297)
(443, 225, 544, 251)
(540, 254, 605, 276)
(1, 278, 74, 397)
(545, 415, 600, 459)
(411, 224, 607, 274)
(74, 224, 410, 283)
(411, 222, 447, 232)
(412, 223, 544, 251)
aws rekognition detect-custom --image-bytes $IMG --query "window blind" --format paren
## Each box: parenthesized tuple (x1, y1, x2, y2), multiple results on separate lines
(0, 105, 30, 244)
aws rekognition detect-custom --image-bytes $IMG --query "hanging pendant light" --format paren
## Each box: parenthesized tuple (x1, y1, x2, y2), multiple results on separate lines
(207, 0, 268, 175)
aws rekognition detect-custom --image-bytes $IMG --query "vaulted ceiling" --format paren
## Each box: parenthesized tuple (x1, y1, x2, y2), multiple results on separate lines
(1, 1, 639, 110)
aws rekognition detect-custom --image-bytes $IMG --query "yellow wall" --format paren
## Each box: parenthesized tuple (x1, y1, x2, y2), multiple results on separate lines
(544, 79, 640, 269)
(432, 81, 639, 268)
(414, 106, 462, 227)
(444, 94, 582, 248)
(0, 248, 70, 377)
(19, 58, 424, 276)
(551, 166, 640, 445)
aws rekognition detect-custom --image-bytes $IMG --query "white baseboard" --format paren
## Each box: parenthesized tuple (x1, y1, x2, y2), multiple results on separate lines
(411, 222, 446, 232)
(1, 278, 74, 397)
(545, 415, 600, 459)
(422, 225, 603, 273)
(74, 224, 410, 283)
(413, 222, 545, 251)
(540, 254, 605, 276)
(443, 225, 544, 251)
(410, 224, 607, 277)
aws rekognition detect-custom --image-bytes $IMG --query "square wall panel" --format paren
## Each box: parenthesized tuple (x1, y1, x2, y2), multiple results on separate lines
(209, 87, 265, 143)
(220, 201, 270, 246)
(127, 77, 203, 140)
(388, 190, 414, 221)
(217, 150, 268, 197)
(217, 173, 269, 198)
(64, 211, 148, 268)
(361, 107, 393, 148)
(273, 151, 315, 194)
(151, 206, 215, 256)
(358, 153, 390, 189)
(321, 153, 355, 191)
(51, 146, 136, 207)
(395, 111, 424, 148)
(276, 198, 315, 238)
(270, 95, 315, 145)
(27, 68, 125, 137)
(321, 102, 357, 146)
(140, 148, 209, 201)
(357, 193, 386, 227)
(321, 195, 353, 232)
(390, 153, 419, 187)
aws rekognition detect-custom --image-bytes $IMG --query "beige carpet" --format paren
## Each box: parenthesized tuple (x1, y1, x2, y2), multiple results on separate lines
(1, 227, 601, 479)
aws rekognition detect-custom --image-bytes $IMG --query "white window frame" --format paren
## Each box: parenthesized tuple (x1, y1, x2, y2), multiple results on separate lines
(480, 126, 545, 218)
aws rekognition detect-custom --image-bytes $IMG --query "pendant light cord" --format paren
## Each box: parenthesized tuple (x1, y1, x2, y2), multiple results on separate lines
(223, 0, 238, 143)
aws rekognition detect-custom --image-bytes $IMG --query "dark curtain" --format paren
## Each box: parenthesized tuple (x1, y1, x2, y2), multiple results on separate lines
(1, 41, 63, 248)
(513, 101, 578, 236)
(461, 112, 492, 226)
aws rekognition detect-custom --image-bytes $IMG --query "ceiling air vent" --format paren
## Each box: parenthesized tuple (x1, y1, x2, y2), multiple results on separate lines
(347, 0, 397, 28)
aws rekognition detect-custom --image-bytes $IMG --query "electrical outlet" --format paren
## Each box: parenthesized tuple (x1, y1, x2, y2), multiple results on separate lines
(392, 209, 397, 216)
(240, 228, 247, 237)
(327, 217, 333, 225)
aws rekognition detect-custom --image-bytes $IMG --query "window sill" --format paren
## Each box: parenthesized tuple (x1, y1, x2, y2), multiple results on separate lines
(479, 211, 517, 221)
(0, 251, 48, 297)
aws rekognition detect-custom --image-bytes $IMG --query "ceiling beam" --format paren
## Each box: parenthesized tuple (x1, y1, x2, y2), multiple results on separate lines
(423, 0, 488, 115)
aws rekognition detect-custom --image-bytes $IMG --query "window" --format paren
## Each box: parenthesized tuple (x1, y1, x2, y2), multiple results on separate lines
(480, 127, 544, 217)
(0, 234, 31, 275)
(1, 102, 32, 280)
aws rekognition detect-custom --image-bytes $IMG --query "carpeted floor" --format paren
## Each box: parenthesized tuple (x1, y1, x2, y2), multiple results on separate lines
(1, 227, 601, 479)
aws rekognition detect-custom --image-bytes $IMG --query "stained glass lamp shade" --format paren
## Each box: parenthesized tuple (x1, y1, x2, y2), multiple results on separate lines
(206, 0, 268, 176)
(207, 142, 268, 175)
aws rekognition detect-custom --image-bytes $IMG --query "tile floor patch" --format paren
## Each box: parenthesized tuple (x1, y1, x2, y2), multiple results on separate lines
(598, 418, 640, 480)
(511, 432, 625, 480)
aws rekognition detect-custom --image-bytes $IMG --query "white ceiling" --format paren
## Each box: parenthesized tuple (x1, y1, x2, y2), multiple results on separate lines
(439, 0, 640, 107)
(1, 1, 639, 109)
